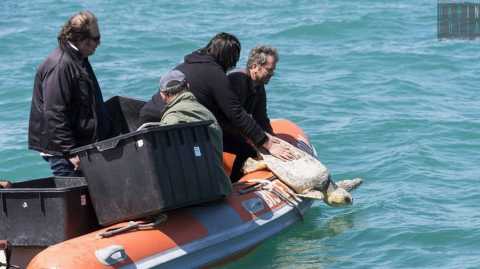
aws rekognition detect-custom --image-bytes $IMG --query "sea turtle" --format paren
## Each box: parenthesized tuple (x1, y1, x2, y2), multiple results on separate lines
(243, 138, 362, 207)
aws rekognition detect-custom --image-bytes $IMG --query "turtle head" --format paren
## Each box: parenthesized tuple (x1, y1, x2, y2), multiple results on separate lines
(325, 187, 353, 206)
(318, 177, 353, 207)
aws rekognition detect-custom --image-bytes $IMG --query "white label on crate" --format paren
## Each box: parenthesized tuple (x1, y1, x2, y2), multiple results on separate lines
(22, 202, 28, 208)
(137, 139, 144, 148)
(193, 146, 202, 157)
(80, 194, 87, 206)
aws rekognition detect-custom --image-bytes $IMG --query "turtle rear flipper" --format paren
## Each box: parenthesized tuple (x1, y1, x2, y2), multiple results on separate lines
(242, 158, 268, 174)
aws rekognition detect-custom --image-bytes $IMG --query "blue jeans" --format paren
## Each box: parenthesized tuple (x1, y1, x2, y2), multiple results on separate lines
(42, 156, 83, 177)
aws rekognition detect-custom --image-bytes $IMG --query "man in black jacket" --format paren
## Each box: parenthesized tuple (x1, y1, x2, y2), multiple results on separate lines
(28, 11, 112, 176)
(175, 33, 295, 182)
(225, 45, 279, 180)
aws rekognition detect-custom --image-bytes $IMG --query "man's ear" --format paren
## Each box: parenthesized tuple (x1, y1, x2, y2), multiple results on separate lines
(160, 92, 166, 101)
(250, 64, 259, 78)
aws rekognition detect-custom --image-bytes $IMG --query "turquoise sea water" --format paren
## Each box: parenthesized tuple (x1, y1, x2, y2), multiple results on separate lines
(1, 1, 479, 268)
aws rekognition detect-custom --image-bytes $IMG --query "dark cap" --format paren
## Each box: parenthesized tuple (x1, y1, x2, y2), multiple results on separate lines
(159, 70, 187, 93)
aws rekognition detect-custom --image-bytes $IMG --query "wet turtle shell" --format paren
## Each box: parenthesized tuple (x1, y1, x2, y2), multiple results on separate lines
(256, 138, 362, 206)
(258, 138, 329, 194)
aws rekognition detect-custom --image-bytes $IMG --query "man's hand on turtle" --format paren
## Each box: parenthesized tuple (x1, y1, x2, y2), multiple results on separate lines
(262, 134, 297, 161)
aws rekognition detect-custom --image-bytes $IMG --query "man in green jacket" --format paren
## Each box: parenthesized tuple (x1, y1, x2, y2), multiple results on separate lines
(159, 70, 219, 130)
(151, 69, 231, 192)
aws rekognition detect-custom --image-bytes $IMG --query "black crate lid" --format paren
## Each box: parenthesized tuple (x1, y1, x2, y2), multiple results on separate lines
(0, 177, 88, 194)
(70, 120, 213, 155)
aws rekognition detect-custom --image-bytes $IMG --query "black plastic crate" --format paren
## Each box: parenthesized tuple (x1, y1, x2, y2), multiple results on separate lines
(0, 177, 98, 246)
(71, 121, 232, 226)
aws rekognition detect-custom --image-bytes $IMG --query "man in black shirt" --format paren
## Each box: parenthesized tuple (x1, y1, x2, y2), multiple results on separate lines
(28, 11, 112, 176)
(228, 45, 279, 134)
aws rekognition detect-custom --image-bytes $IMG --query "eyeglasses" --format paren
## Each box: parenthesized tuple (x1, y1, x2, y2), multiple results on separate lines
(262, 65, 275, 75)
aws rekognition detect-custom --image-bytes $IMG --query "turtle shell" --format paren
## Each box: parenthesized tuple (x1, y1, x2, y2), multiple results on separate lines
(259, 138, 330, 194)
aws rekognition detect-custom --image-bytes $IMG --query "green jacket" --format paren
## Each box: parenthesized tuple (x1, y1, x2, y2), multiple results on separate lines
(161, 91, 232, 194)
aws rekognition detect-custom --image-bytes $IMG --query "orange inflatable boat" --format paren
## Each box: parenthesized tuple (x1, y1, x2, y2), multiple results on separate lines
(24, 119, 316, 269)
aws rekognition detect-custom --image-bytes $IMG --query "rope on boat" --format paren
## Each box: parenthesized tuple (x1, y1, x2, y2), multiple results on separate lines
(266, 185, 304, 222)
(99, 214, 167, 238)
(240, 178, 305, 221)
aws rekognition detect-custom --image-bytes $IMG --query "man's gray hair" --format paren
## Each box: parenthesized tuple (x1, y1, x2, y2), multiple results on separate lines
(246, 45, 279, 69)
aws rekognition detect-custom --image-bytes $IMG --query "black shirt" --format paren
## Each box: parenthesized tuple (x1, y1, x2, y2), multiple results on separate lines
(227, 69, 273, 134)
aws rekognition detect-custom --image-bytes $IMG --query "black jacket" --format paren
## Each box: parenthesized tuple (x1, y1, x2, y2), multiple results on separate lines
(227, 70, 273, 134)
(28, 45, 112, 156)
(175, 51, 267, 146)
(138, 90, 166, 124)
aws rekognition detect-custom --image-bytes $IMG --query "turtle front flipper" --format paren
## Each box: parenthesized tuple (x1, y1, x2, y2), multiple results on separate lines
(336, 178, 363, 192)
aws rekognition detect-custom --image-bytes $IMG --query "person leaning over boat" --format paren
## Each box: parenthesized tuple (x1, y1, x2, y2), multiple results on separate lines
(224, 45, 279, 179)
(145, 69, 232, 193)
(174, 32, 295, 182)
(28, 11, 113, 176)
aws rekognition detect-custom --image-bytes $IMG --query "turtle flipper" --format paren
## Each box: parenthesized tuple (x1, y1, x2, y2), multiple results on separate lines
(296, 190, 324, 200)
(336, 178, 363, 192)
